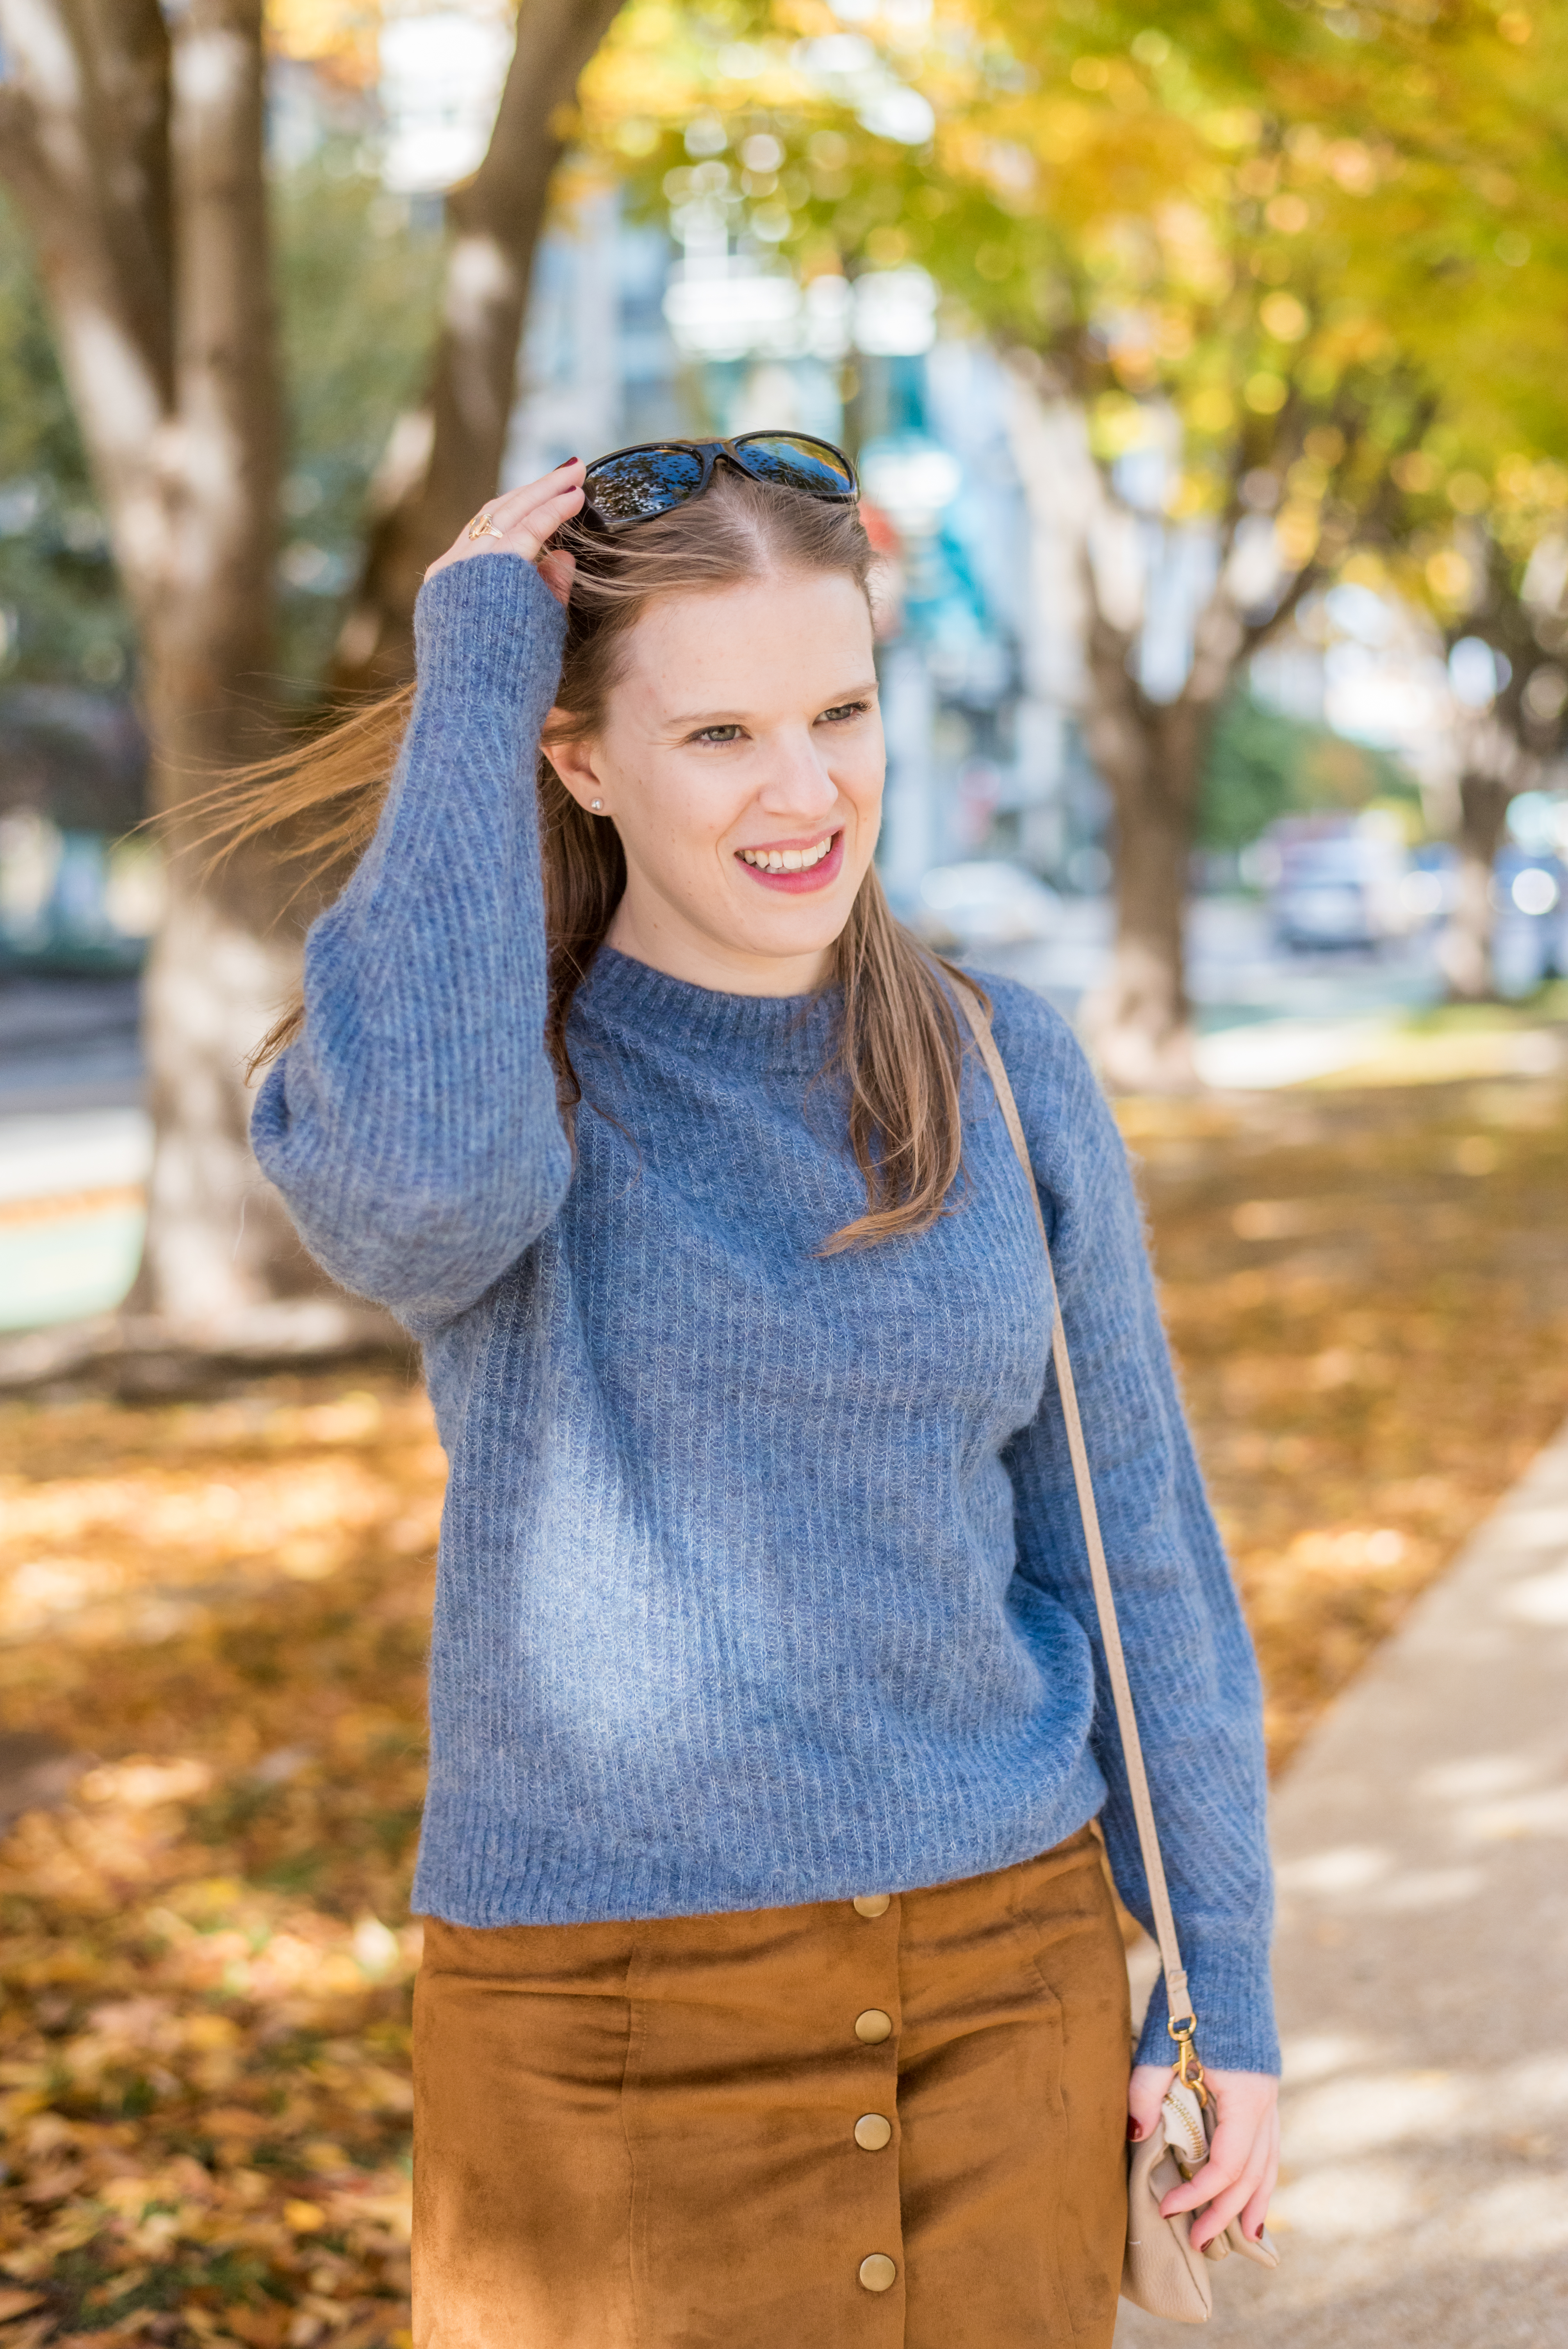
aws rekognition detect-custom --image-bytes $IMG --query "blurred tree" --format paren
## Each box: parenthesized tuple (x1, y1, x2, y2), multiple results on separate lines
(328, 0, 626, 692)
(1401, 465, 1568, 997)
(919, 1, 1563, 1082)
(273, 155, 446, 692)
(0, 0, 305, 1344)
(0, 157, 444, 704)
(0, 0, 626, 1349)
(930, 0, 1568, 1055)
(586, 0, 1568, 1084)
(0, 193, 132, 692)
(0, 152, 440, 741)
(1198, 689, 1412, 857)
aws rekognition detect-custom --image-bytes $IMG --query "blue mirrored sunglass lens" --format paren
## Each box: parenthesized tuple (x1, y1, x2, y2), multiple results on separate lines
(735, 437, 855, 495)
(584, 447, 706, 520)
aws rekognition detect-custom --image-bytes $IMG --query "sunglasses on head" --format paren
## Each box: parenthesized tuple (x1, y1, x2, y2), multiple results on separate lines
(578, 433, 859, 533)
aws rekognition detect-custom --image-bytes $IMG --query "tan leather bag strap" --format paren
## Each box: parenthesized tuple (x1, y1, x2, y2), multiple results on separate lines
(952, 979, 1195, 2042)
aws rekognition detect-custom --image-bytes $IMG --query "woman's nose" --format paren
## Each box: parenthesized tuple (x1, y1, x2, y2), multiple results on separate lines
(756, 734, 839, 816)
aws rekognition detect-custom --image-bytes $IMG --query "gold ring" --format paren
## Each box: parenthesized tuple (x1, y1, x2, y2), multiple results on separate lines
(467, 510, 505, 542)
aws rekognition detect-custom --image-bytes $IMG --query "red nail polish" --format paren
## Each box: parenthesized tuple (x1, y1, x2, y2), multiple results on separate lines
(1127, 2119, 1142, 2140)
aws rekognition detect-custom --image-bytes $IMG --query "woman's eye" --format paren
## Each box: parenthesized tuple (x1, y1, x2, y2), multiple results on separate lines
(818, 700, 869, 725)
(693, 724, 744, 744)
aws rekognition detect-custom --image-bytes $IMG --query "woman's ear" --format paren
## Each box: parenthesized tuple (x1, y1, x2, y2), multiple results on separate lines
(542, 718, 604, 813)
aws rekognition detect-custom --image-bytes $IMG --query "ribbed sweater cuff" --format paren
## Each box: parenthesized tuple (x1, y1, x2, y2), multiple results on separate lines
(1135, 1936, 1279, 2077)
(412, 550, 566, 722)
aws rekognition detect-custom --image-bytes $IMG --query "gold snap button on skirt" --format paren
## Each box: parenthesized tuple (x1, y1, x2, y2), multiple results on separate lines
(412, 1822, 1130, 2348)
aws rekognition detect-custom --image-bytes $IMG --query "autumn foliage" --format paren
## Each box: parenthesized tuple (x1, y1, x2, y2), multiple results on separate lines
(1, 1047, 1565, 2345)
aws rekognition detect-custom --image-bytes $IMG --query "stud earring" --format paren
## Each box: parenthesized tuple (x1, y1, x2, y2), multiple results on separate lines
(590, 798, 604, 812)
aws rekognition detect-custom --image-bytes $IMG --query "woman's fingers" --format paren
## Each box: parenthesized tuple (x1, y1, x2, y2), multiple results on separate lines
(486, 480, 584, 569)
(1159, 2108, 1252, 2221)
(1127, 2060, 1173, 2143)
(1185, 2137, 1270, 2251)
(1237, 2105, 1280, 2246)
(1156, 2068, 1280, 2253)
(485, 463, 587, 557)
(423, 460, 587, 583)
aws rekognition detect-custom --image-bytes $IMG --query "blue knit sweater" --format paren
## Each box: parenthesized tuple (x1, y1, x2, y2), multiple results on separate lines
(251, 553, 1278, 2074)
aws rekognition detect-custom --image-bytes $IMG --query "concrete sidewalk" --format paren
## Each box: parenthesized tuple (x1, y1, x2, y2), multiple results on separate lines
(1116, 1421, 1568, 2348)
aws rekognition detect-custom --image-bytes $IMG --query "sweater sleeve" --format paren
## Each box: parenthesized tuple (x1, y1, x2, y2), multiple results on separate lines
(250, 554, 573, 1328)
(985, 980, 1279, 2078)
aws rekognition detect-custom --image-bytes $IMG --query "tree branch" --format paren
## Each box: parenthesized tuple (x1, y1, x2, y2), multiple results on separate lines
(331, 0, 628, 694)
(1236, 555, 1322, 665)
(0, 81, 50, 211)
(0, 0, 176, 593)
(147, 0, 280, 794)
(0, 0, 174, 398)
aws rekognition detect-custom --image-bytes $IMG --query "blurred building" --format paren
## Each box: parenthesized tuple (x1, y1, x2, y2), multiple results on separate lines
(503, 194, 688, 481)
(2, 12, 1491, 976)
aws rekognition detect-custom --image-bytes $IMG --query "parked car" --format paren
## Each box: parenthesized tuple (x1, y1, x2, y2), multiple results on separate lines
(1263, 817, 1411, 953)
(914, 861, 1062, 951)
(1397, 842, 1456, 927)
(1491, 846, 1566, 993)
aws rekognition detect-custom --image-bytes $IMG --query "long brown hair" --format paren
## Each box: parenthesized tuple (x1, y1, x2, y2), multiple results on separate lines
(210, 467, 983, 1252)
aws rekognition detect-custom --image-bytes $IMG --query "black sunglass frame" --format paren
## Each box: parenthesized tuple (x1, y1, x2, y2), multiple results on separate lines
(579, 433, 859, 534)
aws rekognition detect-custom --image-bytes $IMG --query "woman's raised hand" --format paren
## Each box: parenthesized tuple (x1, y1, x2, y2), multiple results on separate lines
(1128, 2061, 1279, 2254)
(423, 459, 586, 608)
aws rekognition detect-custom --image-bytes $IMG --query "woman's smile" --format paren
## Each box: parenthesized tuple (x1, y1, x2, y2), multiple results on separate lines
(736, 829, 844, 890)
(253, 451, 1284, 2345)
(544, 565, 883, 996)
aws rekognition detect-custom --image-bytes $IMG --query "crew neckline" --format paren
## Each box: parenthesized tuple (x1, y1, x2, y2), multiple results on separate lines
(574, 946, 841, 1072)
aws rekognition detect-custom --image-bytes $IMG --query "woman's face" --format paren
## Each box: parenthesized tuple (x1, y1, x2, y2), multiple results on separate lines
(545, 568, 884, 996)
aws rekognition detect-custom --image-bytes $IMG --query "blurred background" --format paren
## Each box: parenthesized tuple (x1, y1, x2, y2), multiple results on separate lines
(2, 0, 1567, 1341)
(0, 4, 1565, 2345)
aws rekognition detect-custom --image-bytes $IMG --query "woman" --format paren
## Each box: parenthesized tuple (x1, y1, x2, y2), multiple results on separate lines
(248, 438, 1279, 2349)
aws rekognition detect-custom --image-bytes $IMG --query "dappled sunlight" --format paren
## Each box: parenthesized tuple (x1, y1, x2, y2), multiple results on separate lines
(1277, 2033, 1379, 2087)
(0, 1392, 444, 1647)
(0, 1819, 422, 2342)
(1128, 1071, 1568, 1763)
(1284, 2052, 1568, 2169)
(1270, 2156, 1425, 2241)
(1, 1072, 1565, 2340)
(0, 1376, 441, 2345)
(1266, 2055, 1568, 2268)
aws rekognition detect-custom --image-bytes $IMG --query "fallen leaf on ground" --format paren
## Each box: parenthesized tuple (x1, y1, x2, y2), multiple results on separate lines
(1, 1066, 1564, 2339)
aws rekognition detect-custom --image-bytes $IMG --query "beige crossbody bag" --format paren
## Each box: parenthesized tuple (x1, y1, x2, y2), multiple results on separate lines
(953, 982, 1279, 2325)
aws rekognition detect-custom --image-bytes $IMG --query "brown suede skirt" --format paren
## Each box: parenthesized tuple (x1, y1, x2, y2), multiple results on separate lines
(412, 1822, 1131, 2349)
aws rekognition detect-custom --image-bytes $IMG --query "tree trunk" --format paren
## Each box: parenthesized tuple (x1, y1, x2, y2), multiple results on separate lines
(131, 857, 385, 1355)
(0, 3, 277, 790)
(331, 0, 627, 694)
(1439, 769, 1513, 1002)
(1075, 576, 1238, 1091)
(0, 0, 176, 541)
(1078, 685, 1210, 1091)
(1, 0, 627, 1359)
(1436, 604, 1542, 1004)
(999, 369, 1331, 1095)
(0, 0, 380, 1356)
(126, 0, 308, 1338)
